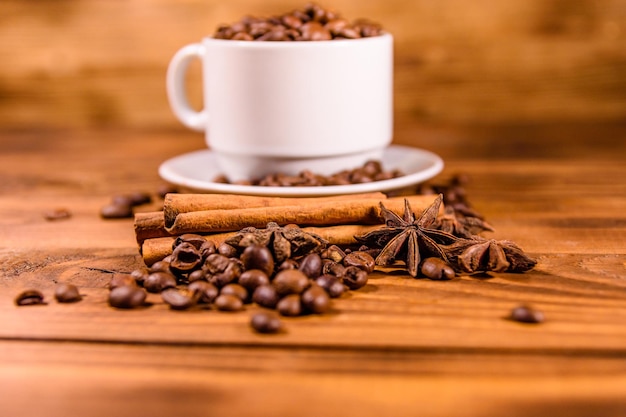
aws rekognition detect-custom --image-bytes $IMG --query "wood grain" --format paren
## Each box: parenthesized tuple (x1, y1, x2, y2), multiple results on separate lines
(0, 0, 625, 129)
(0, 124, 625, 416)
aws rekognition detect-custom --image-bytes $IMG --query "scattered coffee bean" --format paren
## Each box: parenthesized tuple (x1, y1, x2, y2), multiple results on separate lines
(252, 284, 280, 309)
(509, 305, 545, 324)
(15, 289, 46, 306)
(420, 258, 456, 280)
(130, 269, 148, 286)
(342, 266, 368, 290)
(156, 183, 179, 199)
(215, 294, 244, 312)
(143, 271, 177, 293)
(315, 274, 345, 298)
(210, 260, 243, 287)
(301, 284, 330, 314)
(273, 269, 310, 296)
(343, 251, 375, 273)
(43, 208, 71, 221)
(298, 253, 323, 279)
(220, 283, 249, 302)
(149, 260, 171, 273)
(188, 280, 219, 304)
(240, 245, 275, 276)
(100, 203, 133, 219)
(250, 311, 283, 334)
(128, 191, 152, 206)
(238, 269, 270, 292)
(109, 285, 147, 309)
(277, 294, 303, 317)
(54, 283, 82, 303)
(218, 242, 239, 258)
(161, 288, 199, 310)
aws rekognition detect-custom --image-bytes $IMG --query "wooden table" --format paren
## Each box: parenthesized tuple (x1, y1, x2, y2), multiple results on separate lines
(1, 123, 625, 417)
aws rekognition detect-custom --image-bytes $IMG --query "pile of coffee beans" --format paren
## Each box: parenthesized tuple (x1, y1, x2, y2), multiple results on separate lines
(215, 160, 403, 187)
(214, 3, 383, 42)
(106, 232, 375, 334)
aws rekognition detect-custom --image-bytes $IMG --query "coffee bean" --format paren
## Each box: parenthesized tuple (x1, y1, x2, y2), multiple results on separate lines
(143, 271, 177, 293)
(509, 305, 545, 324)
(322, 260, 346, 278)
(315, 274, 345, 298)
(173, 234, 207, 250)
(215, 294, 244, 312)
(149, 260, 171, 273)
(220, 283, 249, 302)
(277, 294, 302, 317)
(108, 273, 137, 290)
(203, 253, 231, 274)
(130, 269, 148, 286)
(210, 260, 243, 288)
(54, 283, 82, 303)
(273, 269, 310, 296)
(321, 245, 346, 263)
(252, 284, 279, 309)
(343, 251, 375, 273)
(15, 289, 46, 306)
(238, 269, 270, 292)
(278, 259, 299, 271)
(43, 208, 71, 221)
(299, 253, 322, 279)
(420, 257, 456, 280)
(240, 245, 274, 276)
(109, 285, 147, 309)
(250, 311, 283, 334)
(188, 280, 219, 304)
(199, 240, 217, 259)
(161, 288, 199, 310)
(188, 269, 207, 283)
(127, 191, 152, 206)
(170, 242, 202, 275)
(301, 284, 330, 314)
(342, 266, 368, 290)
(100, 203, 133, 219)
(218, 243, 239, 258)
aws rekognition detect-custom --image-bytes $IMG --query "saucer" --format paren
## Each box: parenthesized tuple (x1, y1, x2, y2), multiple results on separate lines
(158, 145, 444, 197)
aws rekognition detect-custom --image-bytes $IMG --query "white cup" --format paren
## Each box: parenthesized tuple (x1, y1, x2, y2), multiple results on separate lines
(167, 34, 393, 181)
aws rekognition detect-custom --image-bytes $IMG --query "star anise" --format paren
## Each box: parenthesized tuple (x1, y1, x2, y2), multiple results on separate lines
(433, 206, 494, 238)
(443, 238, 536, 274)
(225, 222, 327, 263)
(355, 195, 459, 277)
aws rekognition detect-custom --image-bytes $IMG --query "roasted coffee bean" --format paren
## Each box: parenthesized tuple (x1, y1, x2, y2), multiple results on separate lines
(161, 288, 199, 310)
(54, 283, 82, 303)
(100, 203, 133, 219)
(156, 183, 179, 199)
(298, 253, 323, 278)
(199, 240, 217, 259)
(149, 260, 171, 273)
(218, 243, 239, 258)
(130, 269, 148, 286)
(273, 269, 310, 296)
(170, 242, 202, 274)
(210, 260, 243, 287)
(220, 283, 249, 302)
(301, 284, 330, 314)
(127, 191, 152, 206)
(173, 234, 207, 250)
(343, 251, 375, 273)
(252, 284, 279, 309)
(342, 266, 368, 290)
(188, 269, 207, 283)
(108, 285, 147, 309)
(240, 245, 274, 276)
(277, 294, 302, 317)
(321, 245, 345, 263)
(509, 305, 545, 324)
(203, 253, 231, 274)
(43, 208, 71, 221)
(420, 258, 456, 280)
(15, 289, 46, 306)
(188, 280, 219, 304)
(322, 260, 346, 278)
(299, 22, 331, 40)
(250, 311, 283, 334)
(278, 259, 299, 271)
(315, 274, 345, 298)
(215, 294, 244, 312)
(143, 271, 177, 293)
(238, 269, 270, 292)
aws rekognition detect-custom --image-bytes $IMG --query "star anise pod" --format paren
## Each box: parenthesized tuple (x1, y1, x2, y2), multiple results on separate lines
(443, 238, 536, 274)
(225, 222, 327, 263)
(355, 195, 459, 277)
(433, 206, 494, 238)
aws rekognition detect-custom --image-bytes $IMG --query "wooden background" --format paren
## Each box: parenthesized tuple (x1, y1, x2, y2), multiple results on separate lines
(1, 0, 625, 130)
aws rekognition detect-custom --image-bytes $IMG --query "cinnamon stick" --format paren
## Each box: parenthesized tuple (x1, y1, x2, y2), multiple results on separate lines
(140, 225, 382, 266)
(164, 194, 437, 235)
(163, 192, 387, 228)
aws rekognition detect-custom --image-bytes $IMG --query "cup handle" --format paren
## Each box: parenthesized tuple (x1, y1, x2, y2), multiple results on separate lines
(166, 43, 207, 132)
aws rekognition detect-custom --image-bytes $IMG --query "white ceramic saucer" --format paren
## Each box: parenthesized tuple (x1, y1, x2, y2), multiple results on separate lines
(158, 145, 444, 197)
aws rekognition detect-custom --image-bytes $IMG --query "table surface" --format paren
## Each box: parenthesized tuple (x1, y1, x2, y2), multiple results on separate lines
(1, 123, 625, 417)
